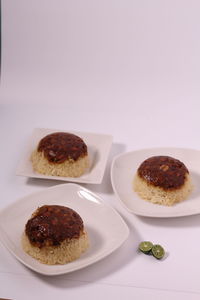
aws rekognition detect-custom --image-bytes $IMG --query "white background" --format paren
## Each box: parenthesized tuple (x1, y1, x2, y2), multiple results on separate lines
(1, 1, 200, 299)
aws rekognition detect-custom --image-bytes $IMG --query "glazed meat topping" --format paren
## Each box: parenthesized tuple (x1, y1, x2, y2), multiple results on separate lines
(38, 132, 87, 163)
(137, 156, 189, 190)
(25, 205, 84, 248)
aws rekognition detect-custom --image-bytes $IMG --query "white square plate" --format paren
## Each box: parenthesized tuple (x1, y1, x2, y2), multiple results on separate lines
(111, 147, 200, 218)
(0, 183, 129, 275)
(16, 128, 113, 184)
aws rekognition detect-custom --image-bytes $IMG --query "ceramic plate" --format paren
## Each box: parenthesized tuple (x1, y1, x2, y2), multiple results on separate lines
(16, 128, 113, 184)
(0, 183, 129, 275)
(111, 147, 200, 218)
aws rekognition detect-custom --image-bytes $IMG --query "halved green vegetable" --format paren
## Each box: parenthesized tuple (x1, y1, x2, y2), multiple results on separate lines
(139, 241, 153, 254)
(151, 244, 165, 259)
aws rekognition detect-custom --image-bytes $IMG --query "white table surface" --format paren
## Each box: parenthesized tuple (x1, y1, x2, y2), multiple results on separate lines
(1, 1, 200, 299)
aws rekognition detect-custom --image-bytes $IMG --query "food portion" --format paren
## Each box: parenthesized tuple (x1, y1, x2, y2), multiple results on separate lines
(31, 132, 89, 177)
(133, 155, 192, 206)
(21, 205, 89, 265)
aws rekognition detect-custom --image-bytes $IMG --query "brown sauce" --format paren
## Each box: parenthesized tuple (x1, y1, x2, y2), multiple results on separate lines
(137, 156, 189, 190)
(38, 132, 87, 163)
(25, 205, 84, 248)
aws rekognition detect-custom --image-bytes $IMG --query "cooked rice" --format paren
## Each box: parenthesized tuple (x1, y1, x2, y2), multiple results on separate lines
(21, 230, 89, 265)
(31, 150, 89, 177)
(133, 173, 192, 206)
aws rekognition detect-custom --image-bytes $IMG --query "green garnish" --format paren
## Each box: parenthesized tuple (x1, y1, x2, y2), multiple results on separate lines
(139, 241, 153, 254)
(151, 244, 165, 259)
(139, 241, 165, 259)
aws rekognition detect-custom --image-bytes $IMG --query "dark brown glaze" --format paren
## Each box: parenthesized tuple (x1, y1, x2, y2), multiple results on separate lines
(137, 156, 189, 190)
(25, 205, 84, 248)
(37, 132, 87, 163)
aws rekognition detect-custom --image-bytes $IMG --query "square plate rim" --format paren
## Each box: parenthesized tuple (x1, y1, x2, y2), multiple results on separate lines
(0, 183, 129, 276)
(111, 146, 200, 218)
(16, 127, 113, 184)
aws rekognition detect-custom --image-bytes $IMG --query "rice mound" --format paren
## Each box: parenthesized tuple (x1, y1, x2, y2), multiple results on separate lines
(133, 173, 192, 206)
(21, 230, 89, 265)
(31, 150, 89, 177)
